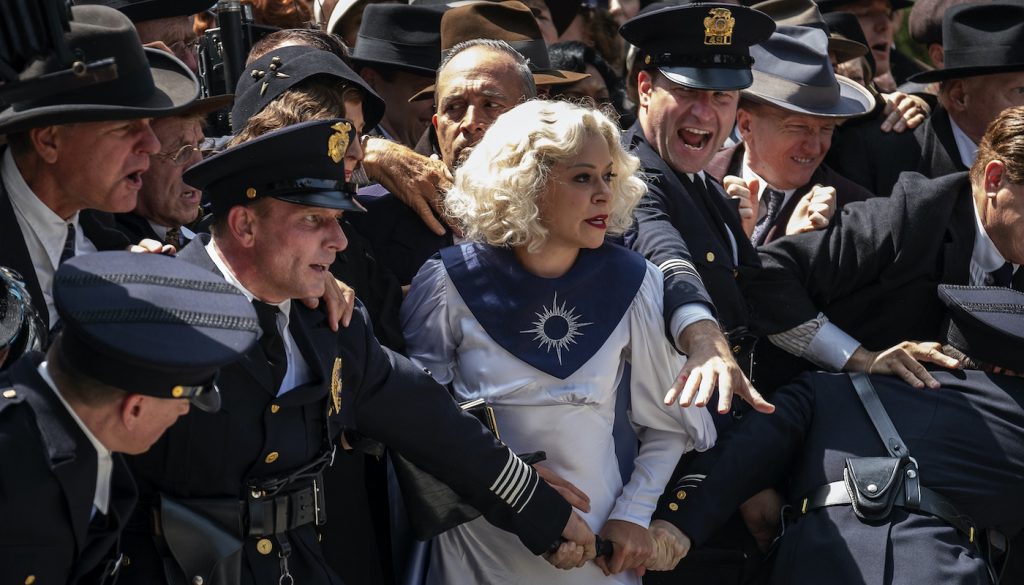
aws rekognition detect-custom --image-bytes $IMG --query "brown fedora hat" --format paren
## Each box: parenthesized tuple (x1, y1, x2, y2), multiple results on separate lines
(0, 5, 198, 135)
(410, 0, 589, 101)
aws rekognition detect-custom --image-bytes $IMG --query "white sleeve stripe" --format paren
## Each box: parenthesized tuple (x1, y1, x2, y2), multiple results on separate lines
(658, 259, 704, 283)
(498, 458, 527, 500)
(505, 463, 533, 504)
(489, 451, 517, 492)
(513, 473, 539, 513)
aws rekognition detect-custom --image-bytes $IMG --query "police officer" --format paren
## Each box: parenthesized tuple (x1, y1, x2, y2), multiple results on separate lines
(652, 283, 1024, 585)
(118, 119, 596, 585)
(0, 251, 259, 585)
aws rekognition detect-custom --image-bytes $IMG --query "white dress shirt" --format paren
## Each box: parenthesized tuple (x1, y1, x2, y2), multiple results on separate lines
(3, 149, 98, 323)
(949, 117, 979, 169)
(205, 238, 312, 394)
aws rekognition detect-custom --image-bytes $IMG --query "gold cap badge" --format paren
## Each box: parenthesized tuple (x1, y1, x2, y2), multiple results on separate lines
(704, 8, 735, 46)
(328, 121, 353, 164)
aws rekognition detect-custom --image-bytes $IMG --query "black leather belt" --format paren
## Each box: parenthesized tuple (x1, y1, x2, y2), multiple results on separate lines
(246, 476, 326, 537)
(798, 480, 977, 543)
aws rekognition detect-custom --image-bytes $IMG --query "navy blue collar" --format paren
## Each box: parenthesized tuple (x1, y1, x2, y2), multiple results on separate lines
(441, 242, 648, 379)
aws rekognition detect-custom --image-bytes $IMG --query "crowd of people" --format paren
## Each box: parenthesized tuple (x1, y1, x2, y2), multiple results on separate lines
(1, 0, 1023, 584)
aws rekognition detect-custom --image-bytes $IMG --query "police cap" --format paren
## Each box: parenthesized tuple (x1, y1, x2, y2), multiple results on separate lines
(938, 284, 1024, 373)
(54, 251, 260, 412)
(619, 3, 775, 91)
(184, 118, 365, 216)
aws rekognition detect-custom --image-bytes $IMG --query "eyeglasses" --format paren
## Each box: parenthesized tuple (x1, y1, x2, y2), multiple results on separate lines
(152, 144, 214, 166)
(169, 38, 201, 60)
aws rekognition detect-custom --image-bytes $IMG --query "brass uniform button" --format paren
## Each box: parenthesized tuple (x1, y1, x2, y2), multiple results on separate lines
(706, 252, 715, 263)
(270, 404, 280, 414)
(3, 389, 16, 399)
(171, 386, 184, 398)
(676, 490, 687, 500)
(732, 345, 741, 354)
(246, 187, 257, 199)
(256, 538, 273, 555)
(668, 503, 679, 511)
(25, 576, 36, 585)
(264, 451, 279, 464)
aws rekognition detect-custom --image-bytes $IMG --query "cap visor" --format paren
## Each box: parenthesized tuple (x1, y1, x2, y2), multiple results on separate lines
(189, 385, 222, 413)
(274, 191, 368, 212)
(659, 66, 753, 91)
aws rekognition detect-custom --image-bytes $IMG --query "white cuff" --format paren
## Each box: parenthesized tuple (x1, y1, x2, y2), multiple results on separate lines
(803, 323, 861, 371)
(670, 304, 717, 352)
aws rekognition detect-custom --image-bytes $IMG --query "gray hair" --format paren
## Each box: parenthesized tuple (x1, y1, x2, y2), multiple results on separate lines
(436, 39, 537, 101)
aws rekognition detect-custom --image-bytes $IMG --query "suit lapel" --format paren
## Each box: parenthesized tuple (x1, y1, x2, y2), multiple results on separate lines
(80, 210, 131, 251)
(284, 306, 332, 404)
(942, 180, 976, 285)
(0, 183, 51, 327)
(916, 108, 967, 178)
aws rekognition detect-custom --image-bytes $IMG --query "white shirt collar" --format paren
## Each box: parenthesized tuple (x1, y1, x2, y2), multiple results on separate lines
(971, 194, 1012, 274)
(949, 117, 979, 169)
(38, 361, 113, 516)
(2, 148, 84, 269)
(205, 237, 291, 316)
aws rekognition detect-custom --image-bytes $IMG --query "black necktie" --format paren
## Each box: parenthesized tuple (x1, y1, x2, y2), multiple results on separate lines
(164, 226, 181, 247)
(751, 188, 785, 246)
(989, 262, 1013, 287)
(1014, 267, 1024, 293)
(252, 300, 287, 391)
(59, 223, 76, 265)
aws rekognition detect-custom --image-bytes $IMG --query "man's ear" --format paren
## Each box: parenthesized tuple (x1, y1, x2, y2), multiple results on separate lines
(735, 108, 754, 140)
(227, 204, 259, 248)
(119, 394, 146, 431)
(29, 126, 61, 164)
(984, 159, 1006, 195)
(637, 70, 654, 110)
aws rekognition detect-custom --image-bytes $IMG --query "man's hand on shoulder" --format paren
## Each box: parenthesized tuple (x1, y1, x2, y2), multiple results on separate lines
(361, 137, 454, 237)
(844, 341, 961, 389)
(301, 275, 355, 331)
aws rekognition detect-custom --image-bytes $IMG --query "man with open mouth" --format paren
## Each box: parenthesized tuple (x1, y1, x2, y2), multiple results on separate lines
(0, 5, 200, 331)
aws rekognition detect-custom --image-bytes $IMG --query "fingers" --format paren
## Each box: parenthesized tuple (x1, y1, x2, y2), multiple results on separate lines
(600, 521, 654, 575)
(561, 511, 597, 564)
(738, 376, 775, 414)
(544, 541, 586, 570)
(535, 464, 592, 513)
(912, 341, 961, 370)
(340, 286, 355, 328)
(413, 196, 447, 237)
(663, 366, 689, 405)
(645, 520, 689, 571)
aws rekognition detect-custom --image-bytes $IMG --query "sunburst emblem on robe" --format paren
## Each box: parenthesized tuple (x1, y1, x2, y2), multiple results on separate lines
(520, 292, 593, 365)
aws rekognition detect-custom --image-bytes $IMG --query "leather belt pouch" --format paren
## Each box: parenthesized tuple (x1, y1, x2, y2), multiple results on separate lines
(158, 496, 243, 585)
(843, 456, 905, 521)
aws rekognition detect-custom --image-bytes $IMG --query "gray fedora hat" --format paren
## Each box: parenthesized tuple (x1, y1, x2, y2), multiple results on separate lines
(743, 25, 874, 118)
(751, 0, 868, 65)
(0, 5, 199, 135)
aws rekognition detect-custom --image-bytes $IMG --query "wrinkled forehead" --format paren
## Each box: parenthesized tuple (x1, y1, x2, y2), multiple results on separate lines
(436, 49, 526, 103)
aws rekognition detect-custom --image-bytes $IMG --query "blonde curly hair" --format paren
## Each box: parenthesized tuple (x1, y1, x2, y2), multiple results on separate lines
(445, 99, 645, 253)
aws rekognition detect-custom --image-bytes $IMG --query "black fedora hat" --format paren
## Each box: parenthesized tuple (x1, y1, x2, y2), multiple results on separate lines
(230, 45, 386, 134)
(751, 0, 868, 64)
(744, 26, 874, 117)
(409, 0, 590, 101)
(822, 11, 877, 76)
(909, 2, 1024, 83)
(0, 5, 199, 135)
(351, 4, 447, 76)
(185, 119, 367, 216)
(74, 0, 216, 22)
(620, 3, 776, 91)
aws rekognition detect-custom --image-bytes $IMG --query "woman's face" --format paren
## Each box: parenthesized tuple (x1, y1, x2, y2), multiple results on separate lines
(536, 135, 615, 253)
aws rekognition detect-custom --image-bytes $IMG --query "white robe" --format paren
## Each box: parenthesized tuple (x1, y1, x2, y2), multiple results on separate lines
(401, 253, 716, 585)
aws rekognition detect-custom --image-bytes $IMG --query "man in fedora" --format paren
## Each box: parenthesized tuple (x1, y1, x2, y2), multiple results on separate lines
(75, 0, 216, 73)
(650, 283, 1024, 584)
(113, 94, 233, 248)
(349, 0, 586, 286)
(0, 4, 199, 330)
(705, 26, 876, 248)
(118, 119, 597, 585)
(0, 250, 259, 585)
(828, 2, 1024, 197)
(352, 3, 446, 149)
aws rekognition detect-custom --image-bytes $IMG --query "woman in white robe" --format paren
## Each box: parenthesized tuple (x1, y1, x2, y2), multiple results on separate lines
(400, 100, 716, 585)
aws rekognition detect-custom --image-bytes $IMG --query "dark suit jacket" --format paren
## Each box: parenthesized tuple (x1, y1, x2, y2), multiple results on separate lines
(658, 369, 1024, 585)
(621, 121, 755, 334)
(827, 105, 966, 197)
(0, 354, 137, 585)
(749, 171, 974, 349)
(120, 235, 570, 585)
(0, 179, 131, 328)
(706, 143, 875, 245)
